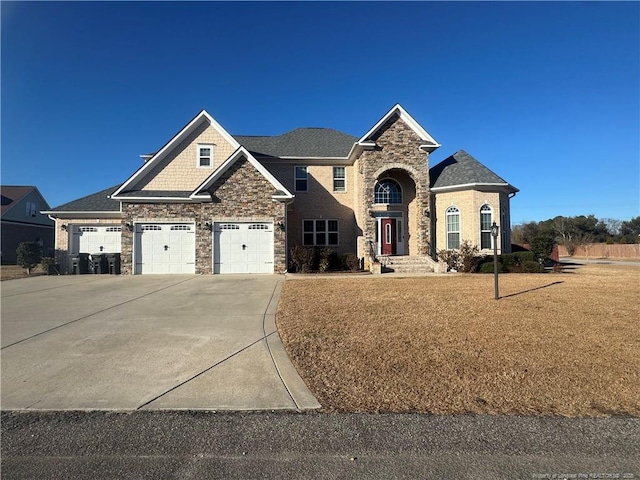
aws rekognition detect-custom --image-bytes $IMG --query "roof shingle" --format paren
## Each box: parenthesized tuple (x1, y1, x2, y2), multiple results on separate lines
(48, 185, 121, 212)
(430, 150, 517, 192)
(234, 128, 357, 158)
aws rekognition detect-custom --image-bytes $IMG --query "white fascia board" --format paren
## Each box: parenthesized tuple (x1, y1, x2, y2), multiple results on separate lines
(276, 156, 349, 161)
(431, 183, 519, 193)
(358, 104, 440, 148)
(190, 146, 294, 200)
(113, 197, 193, 202)
(113, 110, 240, 197)
(40, 211, 123, 219)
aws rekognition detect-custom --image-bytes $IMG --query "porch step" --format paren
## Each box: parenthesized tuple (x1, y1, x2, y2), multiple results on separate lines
(379, 255, 438, 274)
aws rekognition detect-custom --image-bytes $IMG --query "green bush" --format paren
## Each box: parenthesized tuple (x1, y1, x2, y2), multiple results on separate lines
(459, 240, 480, 272)
(478, 261, 507, 273)
(514, 251, 537, 263)
(530, 235, 555, 260)
(522, 260, 545, 273)
(16, 241, 42, 274)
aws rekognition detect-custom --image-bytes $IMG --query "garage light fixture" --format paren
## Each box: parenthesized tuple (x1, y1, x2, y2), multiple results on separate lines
(125, 223, 133, 232)
(61, 224, 68, 231)
(276, 222, 285, 232)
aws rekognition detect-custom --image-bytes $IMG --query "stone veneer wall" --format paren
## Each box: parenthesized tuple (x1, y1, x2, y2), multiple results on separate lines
(358, 116, 432, 259)
(121, 156, 286, 274)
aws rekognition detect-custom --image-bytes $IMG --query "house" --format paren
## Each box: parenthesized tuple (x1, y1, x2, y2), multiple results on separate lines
(1, 186, 54, 264)
(43, 104, 518, 275)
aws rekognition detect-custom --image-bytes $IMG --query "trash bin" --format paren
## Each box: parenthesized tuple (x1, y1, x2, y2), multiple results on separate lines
(89, 254, 107, 274)
(69, 253, 89, 274)
(106, 253, 121, 275)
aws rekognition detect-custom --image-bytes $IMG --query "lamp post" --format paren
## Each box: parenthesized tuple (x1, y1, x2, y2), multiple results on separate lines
(491, 222, 500, 300)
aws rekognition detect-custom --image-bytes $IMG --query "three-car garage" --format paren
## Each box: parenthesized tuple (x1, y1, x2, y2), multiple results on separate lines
(69, 220, 275, 275)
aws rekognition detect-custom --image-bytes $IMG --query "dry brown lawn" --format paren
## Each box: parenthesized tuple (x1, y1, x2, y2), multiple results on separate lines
(0, 265, 47, 281)
(277, 264, 640, 416)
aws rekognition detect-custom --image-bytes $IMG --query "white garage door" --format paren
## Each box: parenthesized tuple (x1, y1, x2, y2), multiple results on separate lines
(72, 225, 122, 254)
(134, 223, 195, 274)
(214, 222, 274, 274)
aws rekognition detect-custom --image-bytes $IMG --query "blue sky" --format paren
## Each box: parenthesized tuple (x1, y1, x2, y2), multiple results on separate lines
(2, 1, 639, 224)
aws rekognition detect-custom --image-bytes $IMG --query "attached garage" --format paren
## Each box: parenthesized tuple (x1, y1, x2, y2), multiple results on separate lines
(72, 225, 122, 254)
(134, 223, 195, 274)
(213, 222, 274, 274)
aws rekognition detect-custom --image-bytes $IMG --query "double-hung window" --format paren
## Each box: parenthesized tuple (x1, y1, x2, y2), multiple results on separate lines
(333, 167, 346, 192)
(303, 219, 338, 246)
(480, 205, 493, 249)
(446, 206, 460, 249)
(25, 202, 37, 217)
(295, 166, 308, 192)
(197, 144, 215, 168)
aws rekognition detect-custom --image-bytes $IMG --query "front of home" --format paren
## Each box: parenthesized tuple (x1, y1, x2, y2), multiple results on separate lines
(43, 105, 518, 274)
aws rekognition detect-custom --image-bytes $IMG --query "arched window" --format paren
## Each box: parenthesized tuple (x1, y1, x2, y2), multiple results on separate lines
(374, 179, 402, 204)
(446, 206, 460, 249)
(480, 204, 493, 249)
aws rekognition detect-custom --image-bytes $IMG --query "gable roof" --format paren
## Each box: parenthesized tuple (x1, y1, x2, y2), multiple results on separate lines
(1, 186, 37, 216)
(43, 185, 121, 213)
(234, 128, 358, 158)
(191, 146, 293, 200)
(112, 110, 240, 199)
(358, 104, 440, 152)
(430, 150, 518, 193)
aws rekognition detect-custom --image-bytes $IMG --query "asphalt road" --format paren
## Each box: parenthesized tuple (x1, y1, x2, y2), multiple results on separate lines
(2, 411, 638, 479)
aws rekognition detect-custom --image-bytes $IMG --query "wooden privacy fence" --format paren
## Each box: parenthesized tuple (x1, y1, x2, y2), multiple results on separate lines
(557, 243, 640, 259)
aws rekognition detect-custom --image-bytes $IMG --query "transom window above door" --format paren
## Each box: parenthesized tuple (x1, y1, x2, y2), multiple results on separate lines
(374, 179, 402, 204)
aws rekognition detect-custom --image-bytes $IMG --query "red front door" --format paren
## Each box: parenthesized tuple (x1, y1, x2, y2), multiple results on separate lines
(381, 218, 396, 255)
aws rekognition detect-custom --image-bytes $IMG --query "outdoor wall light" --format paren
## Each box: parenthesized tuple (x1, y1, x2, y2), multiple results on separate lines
(125, 223, 133, 232)
(276, 222, 285, 232)
(61, 224, 68, 231)
(491, 222, 500, 300)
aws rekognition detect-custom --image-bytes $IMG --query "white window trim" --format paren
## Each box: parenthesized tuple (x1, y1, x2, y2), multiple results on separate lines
(197, 144, 215, 169)
(480, 204, 493, 250)
(374, 178, 403, 204)
(333, 166, 346, 192)
(295, 166, 308, 192)
(446, 206, 461, 250)
(302, 219, 339, 246)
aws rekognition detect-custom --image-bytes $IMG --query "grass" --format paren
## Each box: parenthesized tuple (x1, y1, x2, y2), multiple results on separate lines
(0, 265, 47, 281)
(277, 264, 640, 416)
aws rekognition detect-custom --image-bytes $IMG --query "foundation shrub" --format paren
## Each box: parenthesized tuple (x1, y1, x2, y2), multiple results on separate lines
(289, 246, 315, 273)
(342, 253, 360, 272)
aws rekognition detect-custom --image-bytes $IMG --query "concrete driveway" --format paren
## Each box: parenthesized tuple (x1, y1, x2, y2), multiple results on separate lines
(1, 274, 319, 411)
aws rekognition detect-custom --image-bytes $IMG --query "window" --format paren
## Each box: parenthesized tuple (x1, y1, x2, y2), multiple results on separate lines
(480, 204, 493, 249)
(446, 206, 460, 249)
(25, 202, 37, 217)
(374, 179, 402, 204)
(197, 144, 215, 168)
(333, 167, 346, 192)
(170, 225, 191, 231)
(295, 166, 308, 192)
(303, 219, 338, 246)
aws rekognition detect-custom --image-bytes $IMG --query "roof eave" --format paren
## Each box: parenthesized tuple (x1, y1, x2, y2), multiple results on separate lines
(431, 183, 519, 193)
(41, 211, 123, 218)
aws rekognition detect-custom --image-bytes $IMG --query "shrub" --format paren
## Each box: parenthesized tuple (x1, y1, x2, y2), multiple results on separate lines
(289, 246, 315, 273)
(438, 249, 459, 272)
(317, 247, 333, 273)
(458, 240, 480, 272)
(530, 234, 555, 260)
(342, 253, 360, 272)
(478, 261, 507, 273)
(513, 251, 537, 264)
(522, 260, 545, 273)
(16, 241, 42, 274)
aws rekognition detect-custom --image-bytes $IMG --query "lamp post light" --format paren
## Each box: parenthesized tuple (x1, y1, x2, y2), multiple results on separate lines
(491, 222, 500, 300)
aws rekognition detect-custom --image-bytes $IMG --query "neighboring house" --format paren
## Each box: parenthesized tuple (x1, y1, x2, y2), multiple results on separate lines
(1, 186, 54, 264)
(43, 104, 518, 275)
